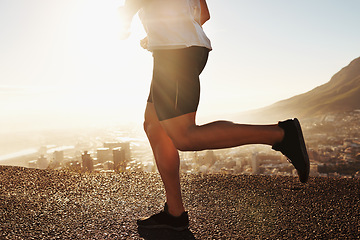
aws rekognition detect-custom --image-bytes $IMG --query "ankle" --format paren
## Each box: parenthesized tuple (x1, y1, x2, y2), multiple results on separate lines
(272, 125, 285, 146)
(278, 126, 285, 142)
(165, 203, 185, 217)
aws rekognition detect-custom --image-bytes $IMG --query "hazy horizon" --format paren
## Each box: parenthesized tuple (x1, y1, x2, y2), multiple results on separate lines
(1, 0, 360, 132)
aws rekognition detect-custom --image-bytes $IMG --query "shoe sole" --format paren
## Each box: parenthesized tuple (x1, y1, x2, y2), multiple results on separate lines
(137, 224, 189, 231)
(293, 118, 310, 183)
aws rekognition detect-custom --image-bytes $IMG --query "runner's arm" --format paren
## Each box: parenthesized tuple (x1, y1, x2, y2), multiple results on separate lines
(122, 0, 145, 18)
(118, 0, 147, 39)
(200, 0, 210, 25)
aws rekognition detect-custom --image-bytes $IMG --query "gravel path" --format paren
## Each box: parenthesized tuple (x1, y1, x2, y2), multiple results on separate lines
(1, 166, 359, 239)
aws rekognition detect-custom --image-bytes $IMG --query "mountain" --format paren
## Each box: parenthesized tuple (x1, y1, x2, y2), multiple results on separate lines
(233, 57, 360, 123)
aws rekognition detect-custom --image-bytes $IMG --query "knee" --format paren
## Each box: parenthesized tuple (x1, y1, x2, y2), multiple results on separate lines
(144, 117, 201, 151)
(143, 118, 153, 137)
(143, 118, 164, 141)
(170, 132, 199, 151)
(172, 139, 191, 151)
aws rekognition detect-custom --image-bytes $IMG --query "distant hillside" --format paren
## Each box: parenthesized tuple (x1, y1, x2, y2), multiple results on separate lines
(233, 57, 360, 123)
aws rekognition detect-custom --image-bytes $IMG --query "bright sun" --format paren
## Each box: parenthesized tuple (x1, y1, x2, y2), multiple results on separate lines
(61, 0, 151, 124)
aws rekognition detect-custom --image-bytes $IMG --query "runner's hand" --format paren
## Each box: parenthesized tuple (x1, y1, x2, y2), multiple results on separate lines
(140, 36, 149, 50)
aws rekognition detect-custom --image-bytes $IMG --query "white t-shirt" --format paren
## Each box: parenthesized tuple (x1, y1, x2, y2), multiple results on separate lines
(138, 0, 212, 51)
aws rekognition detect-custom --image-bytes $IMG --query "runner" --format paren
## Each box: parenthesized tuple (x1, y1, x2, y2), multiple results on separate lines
(119, 0, 310, 231)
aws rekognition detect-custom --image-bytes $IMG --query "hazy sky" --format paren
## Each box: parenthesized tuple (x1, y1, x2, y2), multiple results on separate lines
(1, 0, 360, 132)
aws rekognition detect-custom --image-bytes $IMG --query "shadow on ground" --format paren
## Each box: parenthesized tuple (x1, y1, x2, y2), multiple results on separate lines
(138, 227, 195, 240)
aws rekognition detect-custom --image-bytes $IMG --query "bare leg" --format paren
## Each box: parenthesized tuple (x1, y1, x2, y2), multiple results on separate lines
(144, 104, 284, 216)
(160, 112, 285, 151)
(144, 103, 185, 216)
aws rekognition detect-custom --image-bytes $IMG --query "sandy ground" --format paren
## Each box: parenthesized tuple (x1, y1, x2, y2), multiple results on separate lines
(1, 165, 359, 239)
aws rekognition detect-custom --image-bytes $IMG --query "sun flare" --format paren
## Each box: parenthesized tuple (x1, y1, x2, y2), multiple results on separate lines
(63, 0, 151, 114)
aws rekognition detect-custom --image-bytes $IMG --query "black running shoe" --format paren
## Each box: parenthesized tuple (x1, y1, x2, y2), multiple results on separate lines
(272, 118, 310, 183)
(137, 203, 189, 231)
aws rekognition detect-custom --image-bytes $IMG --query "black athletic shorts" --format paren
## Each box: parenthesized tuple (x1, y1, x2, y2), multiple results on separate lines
(147, 46, 209, 121)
